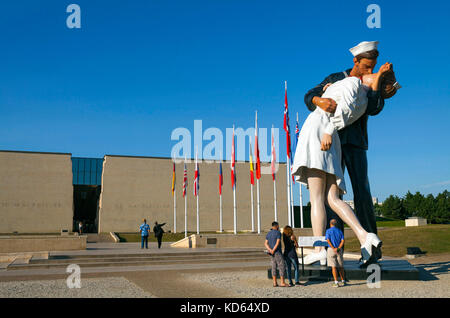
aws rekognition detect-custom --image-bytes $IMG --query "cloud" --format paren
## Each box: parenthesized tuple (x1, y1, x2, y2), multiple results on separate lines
(419, 180, 450, 189)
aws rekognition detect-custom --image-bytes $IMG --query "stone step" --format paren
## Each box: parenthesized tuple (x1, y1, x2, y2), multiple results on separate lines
(8, 255, 269, 271)
(47, 250, 265, 260)
(30, 252, 265, 264)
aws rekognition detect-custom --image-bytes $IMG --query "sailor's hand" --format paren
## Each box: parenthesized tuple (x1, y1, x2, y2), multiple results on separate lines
(320, 133, 333, 151)
(314, 97, 337, 113)
(322, 83, 332, 92)
(378, 62, 392, 75)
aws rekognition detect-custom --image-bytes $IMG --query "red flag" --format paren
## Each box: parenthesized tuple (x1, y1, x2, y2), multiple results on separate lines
(231, 126, 236, 189)
(255, 112, 261, 180)
(193, 153, 199, 196)
(182, 162, 187, 198)
(171, 162, 176, 196)
(284, 81, 292, 160)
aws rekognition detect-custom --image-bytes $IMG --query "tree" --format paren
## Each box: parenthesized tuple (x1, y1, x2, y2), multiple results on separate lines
(381, 195, 406, 219)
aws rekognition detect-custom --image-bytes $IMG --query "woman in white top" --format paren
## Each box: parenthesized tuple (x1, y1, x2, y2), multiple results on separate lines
(292, 62, 398, 266)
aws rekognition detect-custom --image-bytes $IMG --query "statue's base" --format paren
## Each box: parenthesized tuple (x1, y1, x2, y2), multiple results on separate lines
(268, 259, 420, 281)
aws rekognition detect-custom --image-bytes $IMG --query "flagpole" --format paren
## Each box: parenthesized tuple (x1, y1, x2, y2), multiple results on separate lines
(174, 188, 177, 233)
(255, 111, 261, 234)
(233, 186, 237, 234)
(232, 126, 237, 235)
(290, 166, 295, 228)
(249, 141, 255, 233)
(184, 156, 188, 238)
(195, 148, 199, 235)
(273, 177, 277, 222)
(299, 183, 304, 228)
(271, 125, 278, 222)
(184, 194, 187, 238)
(286, 156, 292, 226)
(219, 192, 223, 232)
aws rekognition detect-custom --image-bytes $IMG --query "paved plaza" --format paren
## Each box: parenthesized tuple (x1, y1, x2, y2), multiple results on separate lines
(0, 242, 448, 298)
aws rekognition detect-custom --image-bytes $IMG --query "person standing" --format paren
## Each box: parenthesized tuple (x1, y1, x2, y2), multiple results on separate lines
(139, 219, 150, 249)
(153, 221, 166, 249)
(303, 41, 385, 236)
(265, 221, 287, 287)
(78, 221, 83, 235)
(326, 219, 346, 288)
(282, 225, 301, 286)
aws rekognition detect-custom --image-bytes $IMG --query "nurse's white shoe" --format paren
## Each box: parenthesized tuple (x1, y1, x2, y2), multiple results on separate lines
(298, 249, 327, 266)
(360, 233, 382, 266)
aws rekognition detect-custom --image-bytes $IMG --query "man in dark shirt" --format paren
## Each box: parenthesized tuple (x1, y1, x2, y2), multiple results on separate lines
(153, 221, 166, 249)
(304, 41, 385, 236)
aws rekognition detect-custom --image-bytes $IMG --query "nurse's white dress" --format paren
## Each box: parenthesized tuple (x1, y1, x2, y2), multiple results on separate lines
(292, 76, 370, 194)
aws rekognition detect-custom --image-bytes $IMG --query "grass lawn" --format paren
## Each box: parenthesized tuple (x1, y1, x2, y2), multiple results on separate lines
(344, 217, 406, 228)
(344, 224, 450, 257)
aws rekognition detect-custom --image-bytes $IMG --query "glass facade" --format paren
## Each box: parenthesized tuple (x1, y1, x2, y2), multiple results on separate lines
(72, 157, 103, 185)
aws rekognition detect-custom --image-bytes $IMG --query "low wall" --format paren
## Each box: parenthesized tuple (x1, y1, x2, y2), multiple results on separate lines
(171, 228, 357, 249)
(0, 235, 87, 253)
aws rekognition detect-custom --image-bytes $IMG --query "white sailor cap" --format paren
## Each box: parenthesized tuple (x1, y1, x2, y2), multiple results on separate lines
(349, 41, 379, 57)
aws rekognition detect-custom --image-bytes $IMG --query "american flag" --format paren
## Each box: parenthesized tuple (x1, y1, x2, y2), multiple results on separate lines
(231, 126, 236, 189)
(182, 162, 187, 198)
(283, 81, 292, 162)
(193, 153, 199, 196)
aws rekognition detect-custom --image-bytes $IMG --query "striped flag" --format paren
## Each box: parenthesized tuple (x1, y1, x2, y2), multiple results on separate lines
(171, 162, 176, 196)
(219, 162, 223, 195)
(231, 126, 236, 189)
(249, 141, 255, 186)
(255, 112, 261, 180)
(194, 153, 199, 196)
(271, 127, 276, 181)
(182, 162, 187, 198)
(283, 81, 292, 162)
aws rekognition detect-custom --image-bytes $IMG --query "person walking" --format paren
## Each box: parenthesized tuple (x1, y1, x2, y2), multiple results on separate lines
(326, 219, 346, 287)
(139, 219, 150, 249)
(153, 221, 166, 249)
(265, 221, 287, 287)
(282, 225, 301, 286)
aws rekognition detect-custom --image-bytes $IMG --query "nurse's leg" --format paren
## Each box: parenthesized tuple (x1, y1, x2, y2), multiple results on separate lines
(325, 173, 368, 245)
(306, 168, 327, 252)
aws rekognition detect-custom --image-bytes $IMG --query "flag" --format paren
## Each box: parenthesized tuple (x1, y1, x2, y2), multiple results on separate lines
(219, 162, 223, 195)
(283, 81, 292, 162)
(182, 162, 187, 198)
(249, 141, 255, 185)
(271, 127, 276, 181)
(295, 113, 300, 151)
(255, 112, 261, 180)
(231, 126, 236, 189)
(194, 153, 199, 196)
(171, 162, 176, 196)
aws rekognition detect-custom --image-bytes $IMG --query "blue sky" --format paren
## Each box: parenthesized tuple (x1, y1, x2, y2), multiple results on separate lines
(0, 0, 449, 203)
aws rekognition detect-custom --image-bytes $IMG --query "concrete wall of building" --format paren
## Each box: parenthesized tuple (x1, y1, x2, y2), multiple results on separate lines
(0, 235, 86, 253)
(0, 151, 73, 233)
(99, 155, 289, 233)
